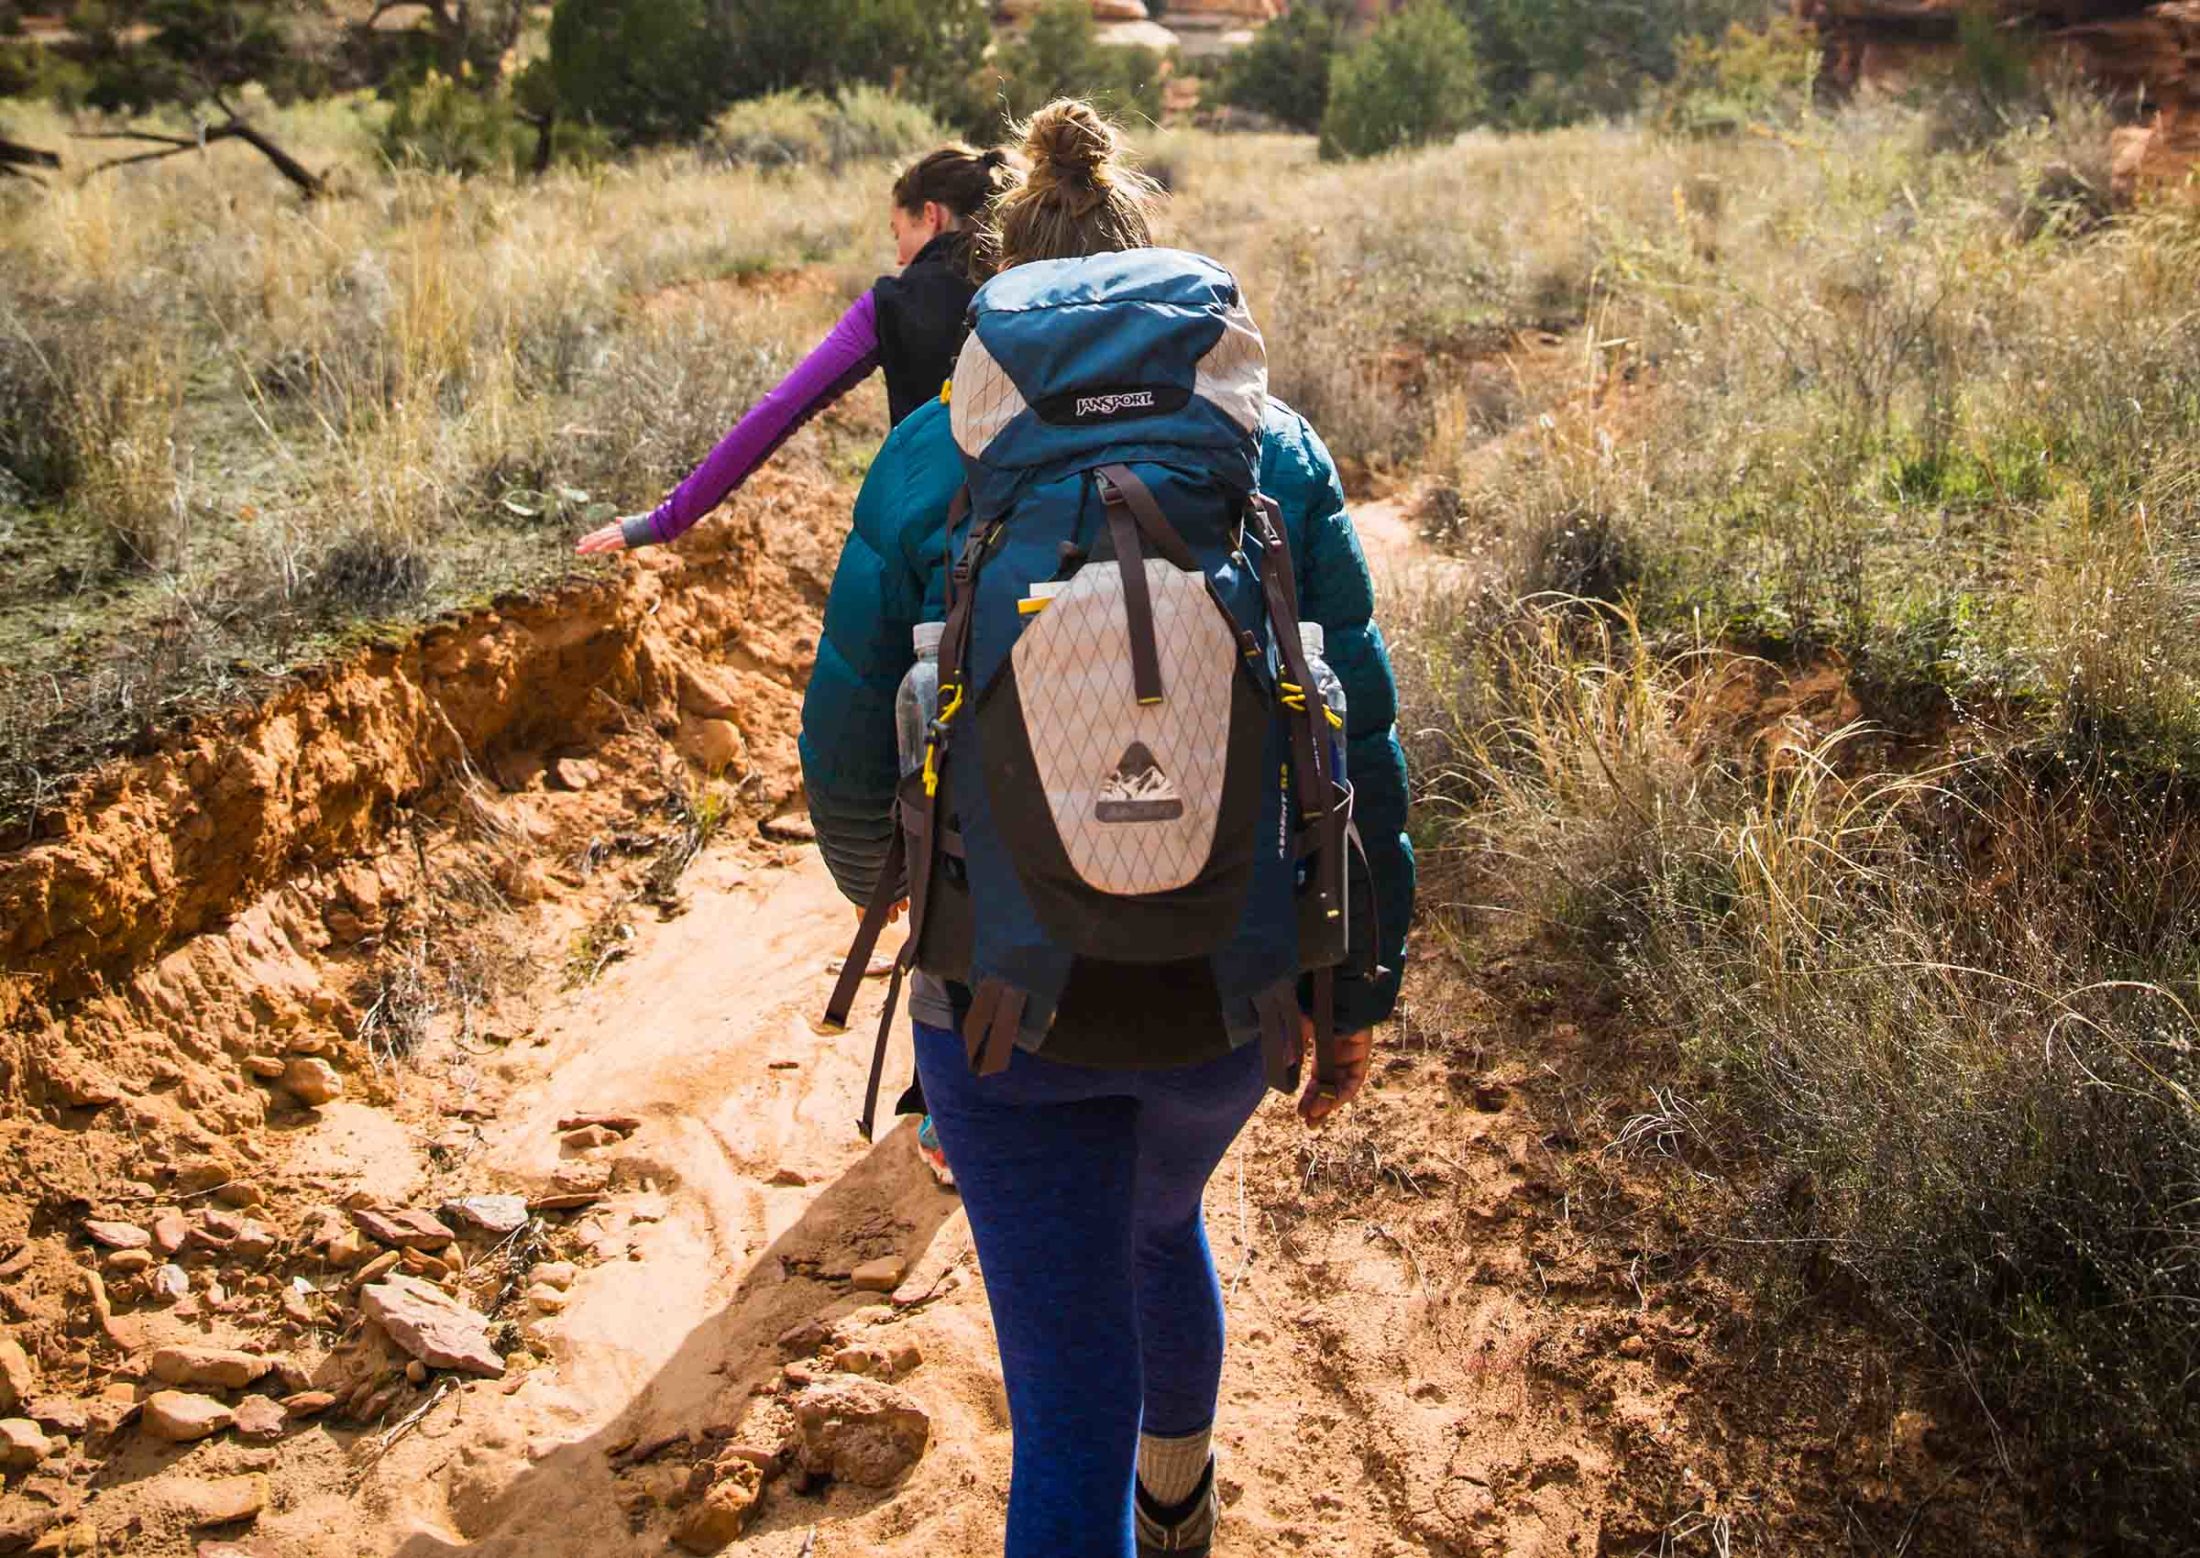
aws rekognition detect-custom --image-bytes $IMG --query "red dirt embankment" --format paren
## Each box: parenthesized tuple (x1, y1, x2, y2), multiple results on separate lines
(0, 470, 834, 1307)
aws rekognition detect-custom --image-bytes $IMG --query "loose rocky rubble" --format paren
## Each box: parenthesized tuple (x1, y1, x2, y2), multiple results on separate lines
(601, 1307, 936, 1554)
(0, 1141, 630, 1552)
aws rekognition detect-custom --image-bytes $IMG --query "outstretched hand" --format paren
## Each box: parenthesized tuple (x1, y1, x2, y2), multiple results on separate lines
(1299, 1020, 1373, 1129)
(575, 520, 633, 555)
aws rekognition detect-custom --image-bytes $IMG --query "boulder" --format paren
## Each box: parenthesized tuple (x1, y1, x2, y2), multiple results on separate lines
(141, 1392, 234, 1443)
(360, 1275, 505, 1377)
(788, 1378, 930, 1487)
(0, 1338, 36, 1414)
(0, 1420, 50, 1470)
(150, 1346, 274, 1391)
(280, 1059, 343, 1108)
(678, 717, 746, 774)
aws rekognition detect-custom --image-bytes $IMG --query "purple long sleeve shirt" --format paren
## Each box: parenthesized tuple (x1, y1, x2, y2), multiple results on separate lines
(621, 290, 882, 548)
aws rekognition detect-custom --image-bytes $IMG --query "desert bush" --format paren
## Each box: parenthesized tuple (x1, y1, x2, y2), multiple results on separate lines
(1409, 587, 2200, 1546)
(1452, 0, 1776, 129)
(1659, 14, 1818, 135)
(1319, 1, 1485, 160)
(718, 0, 991, 122)
(377, 72, 531, 175)
(710, 87, 943, 170)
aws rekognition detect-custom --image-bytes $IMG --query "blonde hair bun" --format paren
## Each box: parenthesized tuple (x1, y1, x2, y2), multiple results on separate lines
(992, 98, 1159, 266)
(1025, 100, 1116, 185)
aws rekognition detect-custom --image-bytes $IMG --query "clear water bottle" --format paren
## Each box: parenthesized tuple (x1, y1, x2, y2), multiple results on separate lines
(1299, 621, 1346, 787)
(896, 622, 945, 778)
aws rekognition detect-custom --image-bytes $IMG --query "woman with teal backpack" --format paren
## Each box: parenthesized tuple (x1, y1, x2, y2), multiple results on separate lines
(800, 101, 1414, 1557)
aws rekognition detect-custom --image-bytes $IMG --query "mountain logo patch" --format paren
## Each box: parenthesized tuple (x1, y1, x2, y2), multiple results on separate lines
(1095, 741, 1184, 822)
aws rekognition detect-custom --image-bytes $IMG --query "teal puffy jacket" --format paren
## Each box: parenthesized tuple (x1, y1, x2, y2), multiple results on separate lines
(798, 395, 1414, 1033)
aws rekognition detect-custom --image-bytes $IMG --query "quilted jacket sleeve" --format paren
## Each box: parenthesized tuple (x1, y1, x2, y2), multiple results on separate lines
(798, 402, 965, 905)
(1261, 401, 1416, 1033)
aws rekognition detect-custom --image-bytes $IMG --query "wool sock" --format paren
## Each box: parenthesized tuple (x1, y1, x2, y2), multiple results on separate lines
(1137, 1426, 1213, 1509)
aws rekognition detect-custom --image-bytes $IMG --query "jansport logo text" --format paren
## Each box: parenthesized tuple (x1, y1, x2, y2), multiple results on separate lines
(1075, 390, 1157, 418)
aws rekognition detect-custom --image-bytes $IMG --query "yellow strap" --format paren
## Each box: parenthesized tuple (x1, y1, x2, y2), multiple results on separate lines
(939, 378, 953, 405)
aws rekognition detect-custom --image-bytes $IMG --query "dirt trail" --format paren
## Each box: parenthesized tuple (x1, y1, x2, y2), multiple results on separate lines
(0, 472, 2018, 1557)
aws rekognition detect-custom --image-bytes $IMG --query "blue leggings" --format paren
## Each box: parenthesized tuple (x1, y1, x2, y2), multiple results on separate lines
(913, 1021, 1268, 1557)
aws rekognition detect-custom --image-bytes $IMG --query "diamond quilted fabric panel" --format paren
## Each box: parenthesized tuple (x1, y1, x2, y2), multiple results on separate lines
(1012, 561, 1236, 894)
(950, 333, 1028, 458)
(1191, 295, 1269, 434)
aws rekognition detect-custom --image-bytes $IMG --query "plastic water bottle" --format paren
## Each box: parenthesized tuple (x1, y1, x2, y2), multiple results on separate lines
(896, 622, 944, 778)
(1299, 621, 1346, 787)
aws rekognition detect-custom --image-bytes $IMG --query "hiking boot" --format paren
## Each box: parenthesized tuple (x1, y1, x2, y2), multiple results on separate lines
(1134, 1458, 1217, 1556)
(916, 1114, 955, 1189)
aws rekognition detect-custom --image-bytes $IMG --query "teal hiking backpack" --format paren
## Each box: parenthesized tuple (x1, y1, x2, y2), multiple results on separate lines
(826, 248, 1372, 1133)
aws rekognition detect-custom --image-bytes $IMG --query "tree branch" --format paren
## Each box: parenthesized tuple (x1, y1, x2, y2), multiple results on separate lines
(79, 113, 325, 198)
(0, 136, 62, 172)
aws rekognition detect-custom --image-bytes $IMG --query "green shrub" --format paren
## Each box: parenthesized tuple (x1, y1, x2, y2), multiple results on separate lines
(984, 0, 1166, 135)
(1319, 0, 1484, 160)
(548, 0, 729, 144)
(1219, 0, 1344, 133)
(710, 86, 943, 170)
(377, 72, 529, 175)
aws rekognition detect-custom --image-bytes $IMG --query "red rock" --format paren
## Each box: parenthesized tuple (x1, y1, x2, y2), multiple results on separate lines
(670, 1463, 761, 1552)
(788, 1378, 930, 1486)
(230, 1396, 287, 1444)
(554, 1114, 640, 1134)
(360, 1275, 504, 1377)
(24, 1398, 86, 1436)
(150, 1210, 191, 1255)
(150, 1346, 274, 1391)
(0, 1419, 51, 1469)
(151, 1472, 268, 1526)
(0, 1337, 36, 1413)
(850, 1257, 907, 1293)
(80, 1221, 149, 1251)
(439, 1196, 529, 1236)
(350, 1209, 455, 1251)
(141, 1392, 234, 1443)
(280, 1059, 343, 1108)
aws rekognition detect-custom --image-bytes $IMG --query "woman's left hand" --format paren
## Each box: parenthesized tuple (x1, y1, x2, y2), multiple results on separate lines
(1298, 1022, 1373, 1128)
(576, 520, 633, 555)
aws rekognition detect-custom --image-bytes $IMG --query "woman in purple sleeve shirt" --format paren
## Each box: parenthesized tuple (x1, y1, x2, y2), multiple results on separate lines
(575, 142, 1016, 556)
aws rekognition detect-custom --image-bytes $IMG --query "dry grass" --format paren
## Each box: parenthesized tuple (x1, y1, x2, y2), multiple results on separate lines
(0, 92, 890, 829)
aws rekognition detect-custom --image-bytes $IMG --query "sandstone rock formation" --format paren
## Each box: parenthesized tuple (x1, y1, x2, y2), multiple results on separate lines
(1801, 1, 2200, 197)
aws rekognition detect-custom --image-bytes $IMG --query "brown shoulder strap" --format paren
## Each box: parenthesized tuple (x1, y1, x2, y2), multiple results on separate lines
(824, 826, 908, 1033)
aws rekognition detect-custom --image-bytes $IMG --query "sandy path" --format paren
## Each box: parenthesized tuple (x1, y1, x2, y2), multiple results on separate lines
(247, 494, 1665, 1557)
